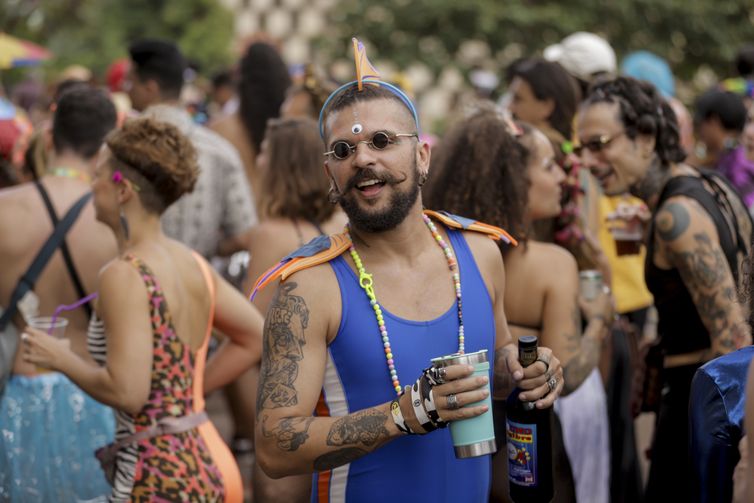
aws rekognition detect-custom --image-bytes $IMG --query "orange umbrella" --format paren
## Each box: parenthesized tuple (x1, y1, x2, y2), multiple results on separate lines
(0, 32, 52, 69)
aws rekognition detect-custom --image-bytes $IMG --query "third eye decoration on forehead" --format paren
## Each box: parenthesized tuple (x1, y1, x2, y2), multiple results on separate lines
(318, 37, 420, 139)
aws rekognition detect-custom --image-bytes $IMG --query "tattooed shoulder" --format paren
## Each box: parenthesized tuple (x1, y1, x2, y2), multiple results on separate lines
(257, 281, 310, 415)
(656, 200, 691, 242)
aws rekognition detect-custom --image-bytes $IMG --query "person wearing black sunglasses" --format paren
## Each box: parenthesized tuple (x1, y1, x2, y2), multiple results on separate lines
(577, 76, 753, 503)
(249, 47, 564, 500)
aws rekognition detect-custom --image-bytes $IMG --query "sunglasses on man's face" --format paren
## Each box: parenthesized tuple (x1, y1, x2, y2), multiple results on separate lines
(574, 131, 625, 156)
(324, 131, 418, 160)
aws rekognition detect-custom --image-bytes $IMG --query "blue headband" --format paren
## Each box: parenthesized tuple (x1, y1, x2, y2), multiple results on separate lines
(317, 79, 421, 139)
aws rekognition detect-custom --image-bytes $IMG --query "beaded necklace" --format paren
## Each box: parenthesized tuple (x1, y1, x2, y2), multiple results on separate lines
(347, 213, 464, 396)
(50, 167, 91, 184)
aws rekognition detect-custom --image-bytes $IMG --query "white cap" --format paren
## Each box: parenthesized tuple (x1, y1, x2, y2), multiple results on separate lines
(544, 32, 616, 82)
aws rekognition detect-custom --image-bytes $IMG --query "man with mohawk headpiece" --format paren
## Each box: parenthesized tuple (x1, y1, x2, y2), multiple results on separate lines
(252, 38, 563, 502)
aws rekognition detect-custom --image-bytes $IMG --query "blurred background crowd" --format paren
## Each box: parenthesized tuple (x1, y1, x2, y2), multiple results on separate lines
(2, 1, 754, 502)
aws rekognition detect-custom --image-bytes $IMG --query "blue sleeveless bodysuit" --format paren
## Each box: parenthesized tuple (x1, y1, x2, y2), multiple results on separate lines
(312, 228, 496, 503)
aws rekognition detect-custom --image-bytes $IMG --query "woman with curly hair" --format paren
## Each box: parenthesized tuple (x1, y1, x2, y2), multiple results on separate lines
(428, 110, 614, 503)
(22, 118, 264, 502)
(577, 76, 753, 502)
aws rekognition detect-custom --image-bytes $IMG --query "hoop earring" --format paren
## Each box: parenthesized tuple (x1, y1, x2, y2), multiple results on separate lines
(119, 208, 130, 241)
(418, 171, 428, 187)
(328, 183, 341, 204)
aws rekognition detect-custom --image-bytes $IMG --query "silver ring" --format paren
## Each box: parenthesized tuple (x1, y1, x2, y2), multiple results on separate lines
(446, 393, 460, 410)
(547, 377, 558, 393)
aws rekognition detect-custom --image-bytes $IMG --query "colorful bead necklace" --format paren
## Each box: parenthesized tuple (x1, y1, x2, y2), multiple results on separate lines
(50, 167, 91, 184)
(347, 213, 465, 396)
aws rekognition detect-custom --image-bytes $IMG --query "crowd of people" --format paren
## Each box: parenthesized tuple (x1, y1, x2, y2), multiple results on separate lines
(0, 28, 754, 503)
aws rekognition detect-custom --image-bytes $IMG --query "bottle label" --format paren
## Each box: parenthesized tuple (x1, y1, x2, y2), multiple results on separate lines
(506, 419, 537, 487)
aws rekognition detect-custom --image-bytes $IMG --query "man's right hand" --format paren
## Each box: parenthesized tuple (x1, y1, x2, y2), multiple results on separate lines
(400, 364, 490, 434)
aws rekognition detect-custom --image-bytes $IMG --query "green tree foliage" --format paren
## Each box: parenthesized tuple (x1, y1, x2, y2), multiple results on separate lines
(1, 0, 234, 77)
(322, 0, 754, 81)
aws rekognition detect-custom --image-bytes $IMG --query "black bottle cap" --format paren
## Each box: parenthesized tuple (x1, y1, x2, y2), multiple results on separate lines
(518, 335, 538, 349)
(518, 335, 538, 367)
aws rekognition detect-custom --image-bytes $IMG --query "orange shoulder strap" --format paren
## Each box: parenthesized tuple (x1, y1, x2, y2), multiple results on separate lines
(423, 209, 518, 245)
(250, 232, 351, 300)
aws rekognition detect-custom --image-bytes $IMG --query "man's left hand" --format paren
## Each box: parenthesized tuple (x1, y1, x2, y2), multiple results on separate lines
(503, 345, 564, 408)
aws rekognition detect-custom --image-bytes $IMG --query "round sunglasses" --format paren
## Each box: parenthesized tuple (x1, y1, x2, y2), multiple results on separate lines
(324, 131, 418, 160)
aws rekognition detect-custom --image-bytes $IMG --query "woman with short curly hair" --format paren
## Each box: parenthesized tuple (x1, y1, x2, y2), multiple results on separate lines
(22, 118, 264, 502)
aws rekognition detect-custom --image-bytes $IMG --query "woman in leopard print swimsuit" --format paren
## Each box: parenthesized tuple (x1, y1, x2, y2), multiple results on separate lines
(22, 118, 264, 502)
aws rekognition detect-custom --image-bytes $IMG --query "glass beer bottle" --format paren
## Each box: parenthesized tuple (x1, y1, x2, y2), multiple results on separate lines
(506, 335, 554, 502)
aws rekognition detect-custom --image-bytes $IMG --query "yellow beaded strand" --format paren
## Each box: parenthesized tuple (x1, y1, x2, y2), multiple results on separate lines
(347, 214, 465, 396)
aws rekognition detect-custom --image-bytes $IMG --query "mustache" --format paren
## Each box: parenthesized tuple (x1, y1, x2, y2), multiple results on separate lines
(342, 168, 408, 194)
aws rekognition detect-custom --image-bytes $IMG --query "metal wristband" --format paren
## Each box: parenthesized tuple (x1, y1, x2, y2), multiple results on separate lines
(390, 396, 413, 435)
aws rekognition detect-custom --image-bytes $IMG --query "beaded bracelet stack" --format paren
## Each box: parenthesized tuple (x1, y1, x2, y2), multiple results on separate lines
(390, 368, 450, 435)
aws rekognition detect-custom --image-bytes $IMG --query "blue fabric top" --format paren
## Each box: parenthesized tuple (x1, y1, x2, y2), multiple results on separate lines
(689, 346, 754, 503)
(312, 228, 496, 503)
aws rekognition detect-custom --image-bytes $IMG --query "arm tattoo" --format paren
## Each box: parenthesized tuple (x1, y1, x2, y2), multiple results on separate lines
(261, 414, 315, 452)
(671, 233, 725, 289)
(668, 232, 750, 351)
(313, 447, 368, 471)
(563, 303, 582, 355)
(563, 335, 601, 394)
(326, 409, 390, 447)
(493, 346, 514, 398)
(656, 201, 691, 242)
(257, 282, 309, 415)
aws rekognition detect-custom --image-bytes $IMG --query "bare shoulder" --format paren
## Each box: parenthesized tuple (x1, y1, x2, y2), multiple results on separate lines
(461, 231, 504, 269)
(459, 231, 505, 303)
(207, 113, 236, 137)
(249, 220, 314, 268)
(0, 184, 34, 222)
(0, 184, 40, 253)
(98, 258, 144, 293)
(527, 241, 578, 272)
(250, 219, 295, 244)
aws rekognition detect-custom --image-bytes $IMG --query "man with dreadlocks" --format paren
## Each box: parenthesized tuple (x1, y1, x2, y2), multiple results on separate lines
(251, 39, 563, 502)
(577, 76, 753, 502)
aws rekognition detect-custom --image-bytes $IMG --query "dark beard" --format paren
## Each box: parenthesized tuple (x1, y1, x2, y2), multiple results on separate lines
(630, 155, 672, 206)
(339, 161, 420, 233)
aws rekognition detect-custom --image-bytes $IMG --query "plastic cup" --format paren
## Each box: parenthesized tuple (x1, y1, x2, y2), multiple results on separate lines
(609, 221, 643, 256)
(28, 316, 68, 373)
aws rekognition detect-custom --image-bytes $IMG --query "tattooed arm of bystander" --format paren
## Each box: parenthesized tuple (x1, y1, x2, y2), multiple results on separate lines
(654, 197, 751, 356)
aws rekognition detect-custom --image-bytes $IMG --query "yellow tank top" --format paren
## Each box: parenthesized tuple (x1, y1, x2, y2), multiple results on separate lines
(598, 195, 654, 313)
